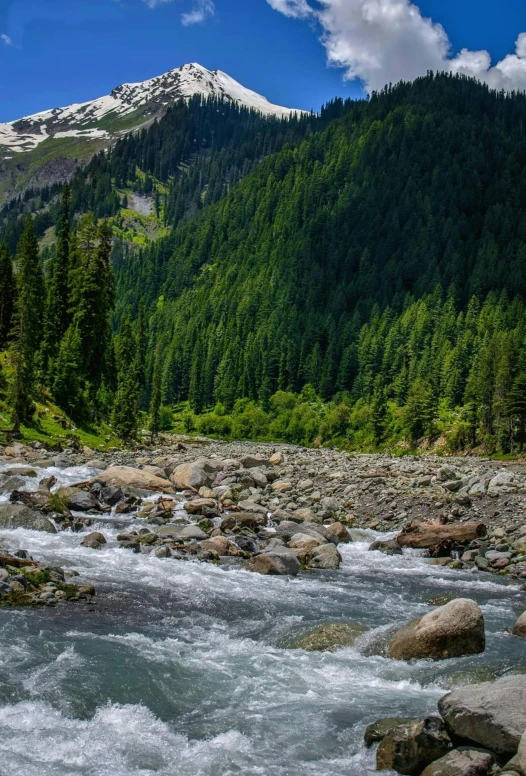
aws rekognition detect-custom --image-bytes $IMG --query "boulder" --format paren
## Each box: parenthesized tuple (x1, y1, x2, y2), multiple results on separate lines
(376, 717, 452, 775)
(81, 532, 106, 549)
(504, 729, 526, 776)
(289, 532, 327, 551)
(269, 452, 284, 465)
(293, 507, 322, 524)
(0, 504, 56, 533)
(364, 718, 418, 748)
(438, 675, 526, 758)
(221, 512, 266, 531)
(369, 538, 403, 555)
(291, 622, 367, 652)
(308, 543, 342, 569)
(388, 599, 485, 661)
(276, 521, 335, 544)
(240, 455, 270, 469)
(325, 522, 351, 543)
(201, 536, 242, 556)
(245, 552, 300, 576)
(183, 498, 218, 516)
(512, 612, 526, 638)
(95, 466, 174, 494)
(180, 525, 209, 540)
(170, 459, 218, 491)
(57, 487, 101, 512)
(420, 748, 496, 776)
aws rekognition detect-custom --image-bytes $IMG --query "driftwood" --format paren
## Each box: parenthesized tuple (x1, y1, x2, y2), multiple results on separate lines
(396, 522, 487, 550)
(0, 554, 35, 569)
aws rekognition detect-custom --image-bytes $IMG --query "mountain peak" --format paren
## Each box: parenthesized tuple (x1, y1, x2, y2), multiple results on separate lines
(0, 63, 302, 159)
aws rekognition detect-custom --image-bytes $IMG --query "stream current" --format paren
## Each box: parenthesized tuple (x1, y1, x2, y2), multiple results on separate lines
(0, 463, 525, 776)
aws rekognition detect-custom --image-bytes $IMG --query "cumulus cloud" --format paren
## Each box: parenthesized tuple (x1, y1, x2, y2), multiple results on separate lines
(267, 0, 526, 93)
(1, 33, 12, 46)
(181, 0, 216, 26)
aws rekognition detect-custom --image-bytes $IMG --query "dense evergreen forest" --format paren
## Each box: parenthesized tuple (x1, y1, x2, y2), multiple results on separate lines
(1, 74, 526, 454)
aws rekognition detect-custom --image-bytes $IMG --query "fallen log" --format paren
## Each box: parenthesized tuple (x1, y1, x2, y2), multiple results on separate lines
(0, 554, 35, 569)
(396, 522, 487, 550)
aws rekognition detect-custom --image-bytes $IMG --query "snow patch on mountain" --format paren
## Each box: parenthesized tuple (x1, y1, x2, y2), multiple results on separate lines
(0, 63, 302, 155)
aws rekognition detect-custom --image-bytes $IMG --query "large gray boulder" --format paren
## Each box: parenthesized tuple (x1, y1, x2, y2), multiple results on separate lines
(420, 748, 496, 776)
(389, 599, 485, 661)
(95, 466, 174, 493)
(308, 543, 342, 569)
(0, 504, 56, 533)
(245, 552, 300, 576)
(57, 487, 101, 512)
(512, 612, 526, 638)
(376, 716, 452, 775)
(291, 622, 367, 652)
(170, 459, 218, 491)
(438, 675, 526, 758)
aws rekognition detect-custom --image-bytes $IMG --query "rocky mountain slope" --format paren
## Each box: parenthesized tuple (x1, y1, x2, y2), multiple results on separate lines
(0, 62, 303, 200)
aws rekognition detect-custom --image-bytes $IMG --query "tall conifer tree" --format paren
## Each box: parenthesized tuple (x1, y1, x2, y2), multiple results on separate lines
(0, 242, 15, 349)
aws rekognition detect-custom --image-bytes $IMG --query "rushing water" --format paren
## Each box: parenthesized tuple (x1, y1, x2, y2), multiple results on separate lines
(0, 464, 525, 776)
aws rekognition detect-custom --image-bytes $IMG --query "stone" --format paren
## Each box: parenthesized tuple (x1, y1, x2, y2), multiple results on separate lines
(201, 536, 242, 556)
(276, 521, 334, 544)
(376, 717, 452, 775)
(289, 532, 327, 550)
(420, 748, 496, 776)
(308, 543, 342, 569)
(388, 599, 485, 661)
(180, 525, 209, 540)
(81, 532, 106, 549)
(293, 507, 322, 523)
(154, 546, 171, 559)
(325, 522, 351, 543)
(364, 718, 417, 748)
(504, 729, 526, 776)
(95, 466, 174, 493)
(100, 486, 124, 506)
(57, 488, 101, 512)
(2, 466, 37, 477)
(245, 552, 300, 576)
(438, 675, 526, 758)
(438, 466, 460, 482)
(184, 498, 218, 515)
(269, 452, 284, 465)
(221, 512, 266, 531)
(273, 481, 292, 492)
(488, 471, 515, 493)
(512, 612, 526, 638)
(170, 459, 217, 491)
(291, 622, 367, 652)
(0, 504, 56, 533)
(240, 455, 270, 469)
(250, 468, 268, 487)
(369, 538, 403, 555)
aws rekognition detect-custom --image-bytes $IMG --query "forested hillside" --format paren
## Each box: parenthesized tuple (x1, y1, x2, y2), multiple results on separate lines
(1, 74, 525, 454)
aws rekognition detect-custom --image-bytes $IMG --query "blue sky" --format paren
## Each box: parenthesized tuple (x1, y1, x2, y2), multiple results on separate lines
(1, 0, 525, 122)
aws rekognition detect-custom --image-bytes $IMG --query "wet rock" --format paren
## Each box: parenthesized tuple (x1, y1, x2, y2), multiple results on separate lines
(221, 512, 266, 531)
(289, 532, 327, 551)
(512, 612, 526, 638)
(376, 716, 452, 775)
(388, 599, 485, 661)
(438, 675, 526, 758)
(369, 538, 403, 555)
(420, 748, 496, 776)
(245, 552, 300, 576)
(364, 718, 418, 748)
(201, 536, 242, 557)
(58, 488, 101, 512)
(95, 466, 174, 494)
(0, 504, 57, 533)
(308, 543, 342, 569)
(154, 546, 171, 559)
(81, 532, 107, 550)
(100, 486, 124, 506)
(325, 522, 351, 543)
(291, 622, 367, 652)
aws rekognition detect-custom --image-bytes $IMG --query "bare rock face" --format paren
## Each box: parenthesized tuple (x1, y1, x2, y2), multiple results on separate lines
(438, 675, 526, 759)
(245, 552, 300, 576)
(388, 599, 485, 661)
(512, 611, 526, 638)
(376, 716, 452, 775)
(420, 748, 496, 776)
(96, 466, 174, 494)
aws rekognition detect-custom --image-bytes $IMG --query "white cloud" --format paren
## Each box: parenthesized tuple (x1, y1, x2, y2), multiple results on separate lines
(142, 0, 175, 7)
(181, 0, 216, 26)
(1, 33, 12, 46)
(267, 0, 526, 93)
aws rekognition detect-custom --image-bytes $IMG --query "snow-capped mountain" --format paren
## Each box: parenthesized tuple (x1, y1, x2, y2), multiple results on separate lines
(0, 63, 302, 157)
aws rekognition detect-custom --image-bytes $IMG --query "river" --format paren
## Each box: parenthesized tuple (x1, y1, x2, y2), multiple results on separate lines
(0, 463, 525, 776)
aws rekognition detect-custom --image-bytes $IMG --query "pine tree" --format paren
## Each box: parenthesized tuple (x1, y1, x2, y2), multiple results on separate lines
(112, 316, 140, 439)
(42, 186, 71, 372)
(506, 373, 526, 453)
(0, 242, 15, 349)
(371, 376, 388, 445)
(52, 323, 86, 419)
(149, 347, 162, 441)
(8, 218, 44, 432)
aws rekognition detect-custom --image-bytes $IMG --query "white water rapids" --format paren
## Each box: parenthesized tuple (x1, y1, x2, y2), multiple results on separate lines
(0, 464, 525, 775)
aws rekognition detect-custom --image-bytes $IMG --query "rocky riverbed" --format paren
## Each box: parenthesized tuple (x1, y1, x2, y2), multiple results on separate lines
(1, 437, 526, 775)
